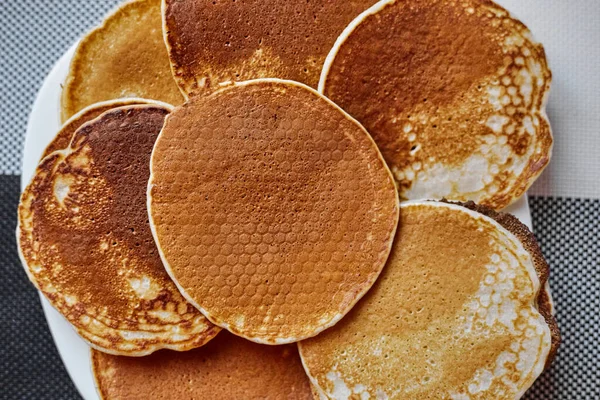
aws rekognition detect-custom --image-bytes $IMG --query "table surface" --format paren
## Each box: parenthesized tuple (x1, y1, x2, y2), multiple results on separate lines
(1, 1, 598, 399)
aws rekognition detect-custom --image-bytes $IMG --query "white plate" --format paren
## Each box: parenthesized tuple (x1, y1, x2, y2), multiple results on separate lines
(21, 45, 533, 400)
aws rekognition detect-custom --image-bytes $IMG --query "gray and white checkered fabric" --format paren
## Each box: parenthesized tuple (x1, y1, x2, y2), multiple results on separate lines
(0, 0, 120, 174)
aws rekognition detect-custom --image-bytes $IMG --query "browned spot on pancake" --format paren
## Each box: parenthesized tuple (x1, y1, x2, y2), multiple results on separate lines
(93, 331, 313, 400)
(61, 0, 183, 122)
(42, 99, 151, 159)
(149, 80, 399, 343)
(18, 105, 219, 355)
(163, 0, 378, 97)
(300, 202, 553, 398)
(322, 0, 552, 209)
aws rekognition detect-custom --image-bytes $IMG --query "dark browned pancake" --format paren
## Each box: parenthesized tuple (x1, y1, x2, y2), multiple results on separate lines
(148, 79, 399, 344)
(320, 0, 552, 210)
(162, 0, 378, 97)
(61, 0, 183, 122)
(300, 201, 559, 399)
(18, 104, 219, 355)
(42, 99, 151, 159)
(93, 331, 313, 399)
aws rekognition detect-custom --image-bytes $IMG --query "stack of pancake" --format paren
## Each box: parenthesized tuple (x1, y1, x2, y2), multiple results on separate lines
(18, 0, 560, 398)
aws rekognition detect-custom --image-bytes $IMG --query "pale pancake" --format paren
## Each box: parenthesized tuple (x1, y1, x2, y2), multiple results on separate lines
(299, 201, 558, 400)
(320, 0, 552, 210)
(61, 0, 183, 122)
(43, 99, 151, 159)
(148, 79, 399, 344)
(92, 331, 313, 399)
(162, 0, 378, 98)
(18, 104, 219, 356)
(455, 200, 560, 368)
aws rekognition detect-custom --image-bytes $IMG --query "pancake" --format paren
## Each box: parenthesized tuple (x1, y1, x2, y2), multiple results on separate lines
(61, 0, 184, 122)
(162, 0, 378, 98)
(92, 331, 313, 399)
(311, 383, 325, 400)
(319, 0, 553, 210)
(299, 201, 559, 400)
(18, 104, 219, 356)
(42, 99, 151, 159)
(148, 79, 399, 344)
(455, 200, 560, 368)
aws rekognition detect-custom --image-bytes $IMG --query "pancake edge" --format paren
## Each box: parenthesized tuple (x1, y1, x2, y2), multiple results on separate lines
(61, 0, 140, 122)
(90, 348, 106, 400)
(161, 0, 192, 101)
(447, 200, 560, 368)
(91, 349, 110, 400)
(318, 0, 393, 94)
(147, 77, 400, 344)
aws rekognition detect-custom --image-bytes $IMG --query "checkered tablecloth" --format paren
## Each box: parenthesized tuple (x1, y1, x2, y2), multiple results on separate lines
(1, 1, 598, 399)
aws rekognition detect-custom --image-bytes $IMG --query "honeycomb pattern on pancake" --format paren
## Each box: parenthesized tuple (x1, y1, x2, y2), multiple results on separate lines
(299, 202, 552, 399)
(149, 80, 399, 344)
(18, 105, 219, 355)
(320, 0, 553, 210)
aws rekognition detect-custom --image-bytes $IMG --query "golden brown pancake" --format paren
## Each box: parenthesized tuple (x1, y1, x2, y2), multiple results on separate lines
(299, 201, 559, 400)
(18, 104, 219, 356)
(42, 99, 151, 159)
(320, 0, 553, 210)
(148, 79, 399, 344)
(162, 0, 378, 97)
(92, 331, 313, 400)
(61, 0, 184, 122)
